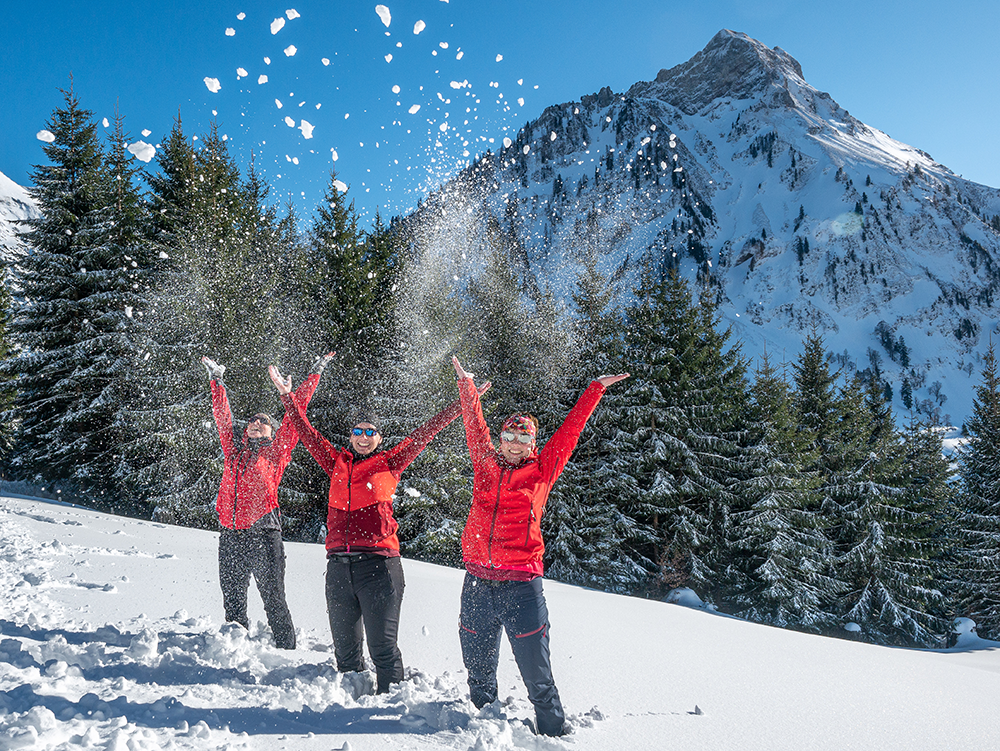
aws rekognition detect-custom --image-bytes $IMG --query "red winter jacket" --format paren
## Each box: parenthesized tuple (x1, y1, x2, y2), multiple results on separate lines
(212, 375, 320, 530)
(457, 377, 606, 579)
(281, 392, 463, 555)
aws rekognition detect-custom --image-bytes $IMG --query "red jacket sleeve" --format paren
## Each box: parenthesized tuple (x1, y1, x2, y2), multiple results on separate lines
(538, 380, 606, 483)
(280, 388, 338, 476)
(210, 380, 235, 458)
(384, 398, 462, 476)
(272, 373, 321, 460)
(457, 377, 496, 469)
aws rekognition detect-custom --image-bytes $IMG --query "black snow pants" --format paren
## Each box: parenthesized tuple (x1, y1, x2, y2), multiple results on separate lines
(459, 573, 566, 737)
(218, 528, 296, 649)
(325, 552, 405, 693)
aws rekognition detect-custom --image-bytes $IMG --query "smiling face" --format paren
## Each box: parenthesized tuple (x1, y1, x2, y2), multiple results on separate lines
(349, 423, 382, 455)
(246, 414, 273, 440)
(499, 429, 535, 465)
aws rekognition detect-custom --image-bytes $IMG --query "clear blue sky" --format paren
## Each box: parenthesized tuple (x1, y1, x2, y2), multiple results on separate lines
(2, 0, 997, 226)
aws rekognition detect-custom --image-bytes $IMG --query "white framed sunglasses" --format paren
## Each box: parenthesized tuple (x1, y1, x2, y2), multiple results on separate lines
(500, 431, 534, 445)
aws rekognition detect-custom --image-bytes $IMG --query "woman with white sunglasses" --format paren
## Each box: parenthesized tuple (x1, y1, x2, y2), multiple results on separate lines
(451, 356, 628, 736)
(268, 358, 489, 693)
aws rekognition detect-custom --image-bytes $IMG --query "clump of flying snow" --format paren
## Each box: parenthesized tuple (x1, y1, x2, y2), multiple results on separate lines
(271, 17, 285, 34)
(127, 141, 156, 163)
(204, 77, 222, 93)
(284, 45, 297, 57)
(413, 20, 425, 34)
(36, 130, 56, 143)
(299, 120, 315, 139)
(375, 5, 391, 27)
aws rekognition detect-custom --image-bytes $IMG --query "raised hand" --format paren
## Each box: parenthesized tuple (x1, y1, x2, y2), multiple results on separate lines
(201, 356, 225, 381)
(596, 373, 630, 387)
(268, 364, 292, 395)
(477, 381, 492, 396)
(452, 356, 475, 380)
(310, 351, 335, 376)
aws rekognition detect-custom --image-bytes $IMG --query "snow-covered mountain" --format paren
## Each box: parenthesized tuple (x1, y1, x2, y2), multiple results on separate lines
(406, 30, 1000, 426)
(0, 169, 37, 263)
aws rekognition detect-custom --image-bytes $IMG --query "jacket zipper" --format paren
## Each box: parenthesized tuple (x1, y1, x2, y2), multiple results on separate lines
(487, 467, 508, 568)
(524, 504, 535, 547)
(345, 454, 353, 552)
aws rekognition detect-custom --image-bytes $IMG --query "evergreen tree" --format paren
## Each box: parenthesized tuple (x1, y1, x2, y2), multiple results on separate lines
(2, 85, 121, 501)
(954, 342, 1000, 637)
(729, 351, 839, 631)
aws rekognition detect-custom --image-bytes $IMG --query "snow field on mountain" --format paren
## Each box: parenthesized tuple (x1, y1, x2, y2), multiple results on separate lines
(1, 495, 999, 750)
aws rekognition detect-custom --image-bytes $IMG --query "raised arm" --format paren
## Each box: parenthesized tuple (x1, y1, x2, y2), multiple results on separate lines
(452, 356, 496, 466)
(203, 356, 235, 458)
(271, 353, 333, 452)
(539, 372, 630, 479)
(270, 364, 339, 475)
(386, 379, 491, 475)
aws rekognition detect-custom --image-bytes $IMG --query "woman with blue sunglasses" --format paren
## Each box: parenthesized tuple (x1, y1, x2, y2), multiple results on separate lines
(268, 358, 490, 693)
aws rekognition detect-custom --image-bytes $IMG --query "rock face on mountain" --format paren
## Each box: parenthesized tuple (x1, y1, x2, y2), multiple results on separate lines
(404, 29, 1000, 425)
(0, 170, 37, 264)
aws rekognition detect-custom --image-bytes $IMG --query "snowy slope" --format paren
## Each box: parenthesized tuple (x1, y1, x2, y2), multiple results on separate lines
(2, 494, 999, 751)
(0, 169, 36, 264)
(403, 30, 1000, 426)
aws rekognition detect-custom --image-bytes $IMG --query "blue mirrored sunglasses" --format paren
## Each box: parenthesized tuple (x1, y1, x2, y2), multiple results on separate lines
(352, 427, 379, 437)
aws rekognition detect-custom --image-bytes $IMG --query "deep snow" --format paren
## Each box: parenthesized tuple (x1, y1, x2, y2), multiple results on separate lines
(2, 495, 999, 750)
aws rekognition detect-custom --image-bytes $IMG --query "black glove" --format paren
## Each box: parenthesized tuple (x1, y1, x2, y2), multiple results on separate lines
(310, 352, 334, 376)
(201, 356, 226, 381)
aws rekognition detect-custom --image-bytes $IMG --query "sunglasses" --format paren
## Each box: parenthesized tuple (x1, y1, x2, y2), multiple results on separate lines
(501, 431, 534, 445)
(248, 415, 271, 425)
(352, 427, 379, 437)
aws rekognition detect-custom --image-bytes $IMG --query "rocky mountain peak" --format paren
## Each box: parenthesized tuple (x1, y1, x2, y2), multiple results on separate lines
(632, 29, 807, 114)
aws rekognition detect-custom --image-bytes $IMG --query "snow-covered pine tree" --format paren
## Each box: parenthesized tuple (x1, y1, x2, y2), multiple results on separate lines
(3, 85, 123, 501)
(729, 350, 840, 631)
(543, 253, 642, 592)
(954, 341, 1000, 638)
(835, 376, 948, 646)
(611, 265, 753, 600)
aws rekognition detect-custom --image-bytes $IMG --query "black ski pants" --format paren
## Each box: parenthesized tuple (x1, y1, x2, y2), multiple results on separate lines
(325, 553, 405, 693)
(459, 573, 566, 736)
(218, 528, 296, 649)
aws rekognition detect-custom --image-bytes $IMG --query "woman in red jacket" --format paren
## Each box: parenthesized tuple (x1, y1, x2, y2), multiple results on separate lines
(203, 354, 328, 649)
(268, 361, 490, 693)
(451, 356, 628, 736)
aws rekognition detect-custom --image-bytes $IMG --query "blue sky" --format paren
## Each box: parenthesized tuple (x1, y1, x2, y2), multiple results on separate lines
(2, 0, 997, 226)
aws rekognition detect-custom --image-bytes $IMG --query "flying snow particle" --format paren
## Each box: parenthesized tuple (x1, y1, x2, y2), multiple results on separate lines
(385, 54, 393, 63)
(102, 117, 110, 127)
(264, 56, 271, 64)
(331, 149, 338, 161)
(408, 104, 421, 114)
(495, 54, 503, 62)
(456, 50, 464, 60)
(204, 77, 222, 93)
(226, 28, 235, 36)
(522, 145, 530, 155)
(158, 251, 169, 259)
(413, 20, 425, 34)
(660, 161, 668, 170)
(345, 113, 350, 119)
(275, 99, 283, 109)
(503, 137, 512, 148)
(127, 141, 156, 162)
(299, 120, 314, 138)
(674, 166, 684, 172)
(439, 42, 449, 48)
(334, 179, 348, 192)
(284, 116, 295, 127)
(292, 156, 299, 164)
(322, 58, 330, 65)
(375, 4, 391, 27)
(142, 129, 151, 137)
(286, 9, 300, 20)
(237, 67, 248, 77)
(392, 85, 401, 93)
(271, 17, 285, 33)
(517, 98, 524, 106)
(237, 12, 245, 20)
(284, 45, 297, 56)
(606, 116, 612, 122)
(439, 122, 448, 132)
(641, 136, 651, 145)
(125, 306, 133, 318)
(449, 80, 466, 89)
(258, 75, 269, 84)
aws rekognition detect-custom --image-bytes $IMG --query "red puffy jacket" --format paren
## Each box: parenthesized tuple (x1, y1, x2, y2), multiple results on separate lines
(457, 377, 606, 579)
(211, 375, 319, 529)
(281, 392, 463, 555)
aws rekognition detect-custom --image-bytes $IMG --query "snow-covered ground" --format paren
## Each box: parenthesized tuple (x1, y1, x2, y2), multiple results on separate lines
(1, 494, 999, 751)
